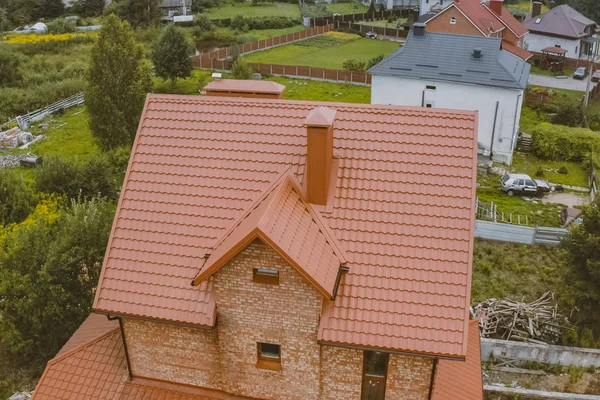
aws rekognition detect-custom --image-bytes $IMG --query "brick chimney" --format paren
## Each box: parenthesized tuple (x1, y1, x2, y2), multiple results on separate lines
(304, 107, 336, 205)
(489, 0, 503, 16)
(532, 1, 542, 17)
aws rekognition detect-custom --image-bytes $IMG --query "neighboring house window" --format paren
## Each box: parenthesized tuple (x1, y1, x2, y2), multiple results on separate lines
(257, 343, 281, 371)
(425, 103, 433, 108)
(576, 46, 578, 55)
(253, 268, 279, 284)
(450, 17, 456, 24)
(555, 44, 561, 48)
(426, 85, 437, 90)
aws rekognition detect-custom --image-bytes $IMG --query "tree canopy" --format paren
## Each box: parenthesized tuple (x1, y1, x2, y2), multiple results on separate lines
(85, 15, 152, 151)
(152, 24, 193, 85)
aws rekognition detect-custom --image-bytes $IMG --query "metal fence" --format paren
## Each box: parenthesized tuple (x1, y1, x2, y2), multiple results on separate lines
(475, 220, 567, 245)
(7, 92, 85, 129)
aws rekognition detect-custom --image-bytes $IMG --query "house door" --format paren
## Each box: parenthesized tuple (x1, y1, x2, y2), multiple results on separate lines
(361, 351, 389, 400)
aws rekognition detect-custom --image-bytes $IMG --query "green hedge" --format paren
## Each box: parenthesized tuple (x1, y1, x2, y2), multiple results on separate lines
(530, 122, 600, 162)
(215, 15, 300, 29)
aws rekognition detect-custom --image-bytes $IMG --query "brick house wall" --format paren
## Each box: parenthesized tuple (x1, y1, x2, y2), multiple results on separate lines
(211, 239, 323, 400)
(122, 318, 222, 389)
(386, 354, 433, 399)
(426, 7, 483, 37)
(122, 238, 435, 399)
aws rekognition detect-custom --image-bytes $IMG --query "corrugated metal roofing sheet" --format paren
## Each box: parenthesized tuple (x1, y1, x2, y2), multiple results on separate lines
(368, 31, 530, 90)
(93, 94, 478, 358)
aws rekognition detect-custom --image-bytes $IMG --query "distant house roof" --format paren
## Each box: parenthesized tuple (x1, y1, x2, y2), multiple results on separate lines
(542, 46, 568, 55)
(158, 0, 190, 7)
(368, 31, 530, 90)
(428, 0, 528, 38)
(93, 93, 478, 358)
(431, 320, 483, 400)
(33, 314, 255, 400)
(524, 4, 597, 39)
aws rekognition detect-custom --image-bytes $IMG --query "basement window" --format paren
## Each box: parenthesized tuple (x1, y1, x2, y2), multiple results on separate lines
(450, 17, 456, 25)
(425, 85, 437, 91)
(253, 268, 279, 284)
(257, 342, 281, 371)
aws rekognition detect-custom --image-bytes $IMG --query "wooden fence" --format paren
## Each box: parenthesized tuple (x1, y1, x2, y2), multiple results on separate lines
(248, 63, 372, 84)
(309, 9, 418, 27)
(193, 25, 332, 70)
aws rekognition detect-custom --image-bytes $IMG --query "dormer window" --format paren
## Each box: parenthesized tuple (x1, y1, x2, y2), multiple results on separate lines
(450, 17, 456, 25)
(253, 268, 279, 284)
(535, 18, 541, 24)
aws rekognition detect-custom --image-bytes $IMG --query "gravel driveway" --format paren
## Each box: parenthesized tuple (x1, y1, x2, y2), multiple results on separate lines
(528, 74, 594, 92)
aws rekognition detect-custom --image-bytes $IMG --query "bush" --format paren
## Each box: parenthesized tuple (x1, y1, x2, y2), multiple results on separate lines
(194, 13, 213, 30)
(535, 167, 545, 177)
(0, 170, 37, 226)
(343, 58, 366, 72)
(232, 57, 253, 79)
(558, 166, 569, 175)
(46, 18, 77, 34)
(366, 54, 384, 70)
(530, 123, 600, 162)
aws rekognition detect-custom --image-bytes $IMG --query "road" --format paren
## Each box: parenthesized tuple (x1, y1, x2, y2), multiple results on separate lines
(528, 74, 595, 92)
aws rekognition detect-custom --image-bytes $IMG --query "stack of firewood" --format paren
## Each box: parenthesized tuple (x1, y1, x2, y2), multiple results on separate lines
(472, 292, 570, 344)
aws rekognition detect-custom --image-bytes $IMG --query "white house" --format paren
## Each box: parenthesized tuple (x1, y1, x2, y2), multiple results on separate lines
(523, 4, 598, 59)
(416, 0, 454, 16)
(369, 24, 530, 165)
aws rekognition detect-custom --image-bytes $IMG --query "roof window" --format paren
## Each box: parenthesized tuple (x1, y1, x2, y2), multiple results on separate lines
(253, 268, 279, 284)
(535, 18, 541, 24)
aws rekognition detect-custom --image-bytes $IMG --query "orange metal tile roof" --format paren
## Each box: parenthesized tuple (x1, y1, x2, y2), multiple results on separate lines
(431, 319, 483, 400)
(501, 40, 533, 60)
(34, 314, 258, 400)
(204, 79, 286, 94)
(193, 171, 347, 299)
(57, 313, 119, 355)
(93, 94, 478, 358)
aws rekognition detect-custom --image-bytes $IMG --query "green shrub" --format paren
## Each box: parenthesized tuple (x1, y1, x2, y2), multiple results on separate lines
(557, 166, 569, 175)
(530, 122, 600, 162)
(535, 167, 545, 177)
(0, 170, 37, 226)
(232, 57, 253, 79)
(343, 58, 366, 72)
(366, 54, 384, 70)
(46, 18, 77, 34)
(194, 13, 214, 30)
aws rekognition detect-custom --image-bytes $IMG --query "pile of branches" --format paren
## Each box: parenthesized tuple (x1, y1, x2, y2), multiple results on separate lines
(472, 292, 570, 344)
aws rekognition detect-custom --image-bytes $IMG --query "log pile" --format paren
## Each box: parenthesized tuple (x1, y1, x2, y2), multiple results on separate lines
(473, 292, 570, 344)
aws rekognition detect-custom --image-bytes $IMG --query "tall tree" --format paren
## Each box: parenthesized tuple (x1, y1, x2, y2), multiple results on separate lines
(118, 0, 160, 28)
(152, 24, 193, 85)
(40, 0, 64, 18)
(562, 195, 600, 331)
(86, 15, 152, 151)
(569, 0, 600, 25)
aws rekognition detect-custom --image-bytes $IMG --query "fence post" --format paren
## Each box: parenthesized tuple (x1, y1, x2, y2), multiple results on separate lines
(336, 69, 339, 83)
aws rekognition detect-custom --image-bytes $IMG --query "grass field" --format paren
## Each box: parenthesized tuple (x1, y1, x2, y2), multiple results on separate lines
(505, 0, 549, 16)
(358, 19, 404, 28)
(530, 65, 576, 77)
(326, 2, 369, 14)
(273, 76, 370, 103)
(244, 34, 400, 69)
(510, 153, 589, 188)
(208, 2, 301, 19)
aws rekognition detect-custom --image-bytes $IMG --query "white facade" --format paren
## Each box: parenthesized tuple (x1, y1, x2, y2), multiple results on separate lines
(418, 0, 454, 15)
(524, 33, 584, 58)
(371, 75, 524, 164)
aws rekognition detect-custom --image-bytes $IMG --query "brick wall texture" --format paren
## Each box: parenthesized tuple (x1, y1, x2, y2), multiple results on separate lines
(123, 239, 433, 399)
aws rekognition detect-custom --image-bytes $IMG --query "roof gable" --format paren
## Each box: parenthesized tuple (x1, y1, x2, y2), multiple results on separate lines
(524, 4, 596, 38)
(192, 171, 346, 299)
(482, 1, 528, 37)
(368, 31, 530, 89)
(425, 3, 487, 36)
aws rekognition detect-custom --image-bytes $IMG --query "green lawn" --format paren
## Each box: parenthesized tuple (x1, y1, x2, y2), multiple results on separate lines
(326, 2, 369, 14)
(244, 37, 400, 69)
(208, 2, 301, 19)
(510, 153, 589, 188)
(530, 65, 576, 77)
(270, 76, 370, 103)
(358, 19, 404, 28)
(476, 174, 566, 227)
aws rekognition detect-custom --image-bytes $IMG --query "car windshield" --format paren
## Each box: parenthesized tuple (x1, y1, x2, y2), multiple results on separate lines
(577, 68, 585, 73)
(501, 174, 510, 183)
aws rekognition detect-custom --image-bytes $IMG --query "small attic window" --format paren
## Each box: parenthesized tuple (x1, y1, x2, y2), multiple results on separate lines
(535, 18, 541, 24)
(450, 17, 456, 25)
(253, 268, 279, 284)
(257, 342, 281, 371)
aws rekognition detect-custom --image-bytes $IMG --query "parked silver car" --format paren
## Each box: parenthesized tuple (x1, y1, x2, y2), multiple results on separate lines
(500, 173, 550, 196)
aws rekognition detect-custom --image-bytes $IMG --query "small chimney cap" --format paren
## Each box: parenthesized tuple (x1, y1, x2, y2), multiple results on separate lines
(305, 107, 337, 127)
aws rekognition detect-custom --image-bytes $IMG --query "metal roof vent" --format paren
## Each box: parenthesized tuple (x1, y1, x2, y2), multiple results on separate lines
(472, 48, 482, 59)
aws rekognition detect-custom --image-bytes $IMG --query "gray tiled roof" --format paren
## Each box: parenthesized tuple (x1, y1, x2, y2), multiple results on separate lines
(368, 31, 530, 90)
(524, 5, 597, 39)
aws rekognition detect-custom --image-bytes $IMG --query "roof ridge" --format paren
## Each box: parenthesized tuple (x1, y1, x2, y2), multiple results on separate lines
(46, 326, 120, 367)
